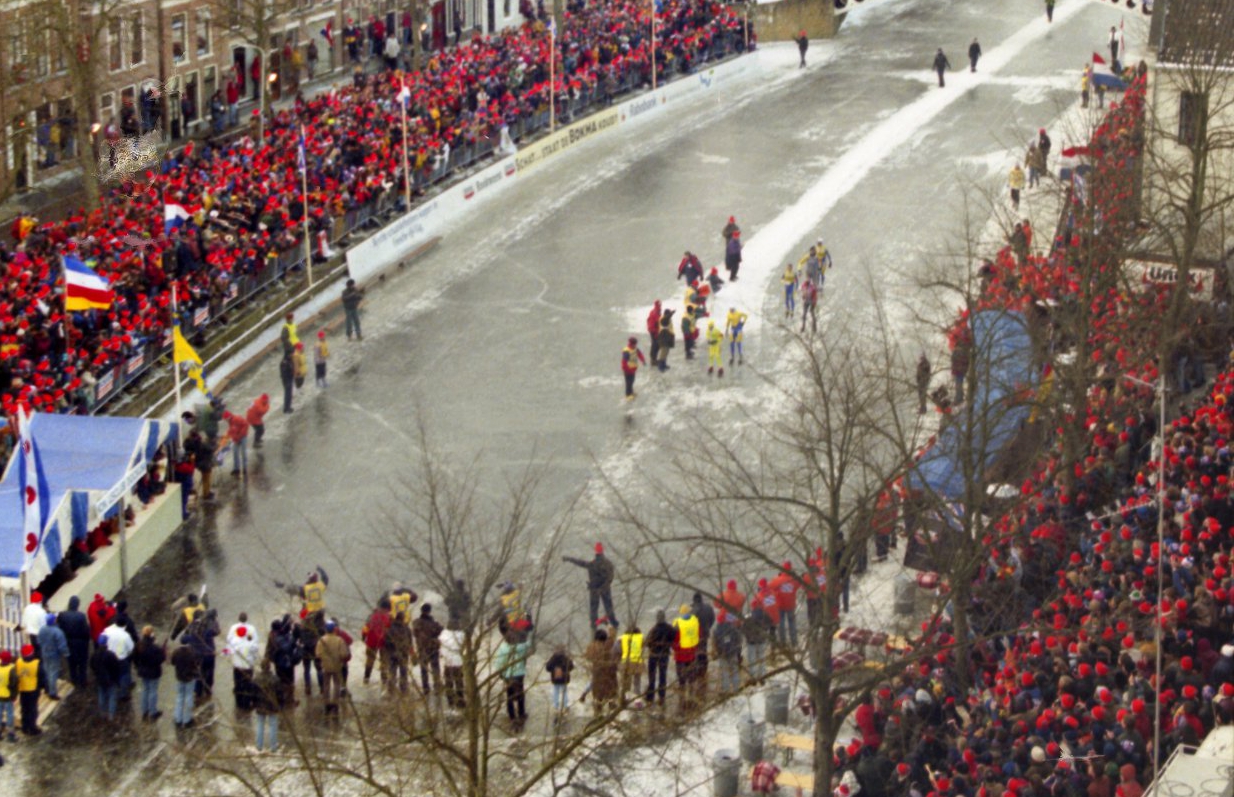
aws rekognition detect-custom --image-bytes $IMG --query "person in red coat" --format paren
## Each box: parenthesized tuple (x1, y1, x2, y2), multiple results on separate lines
(361, 598, 393, 685)
(769, 562, 800, 647)
(646, 301, 662, 365)
(88, 594, 115, 643)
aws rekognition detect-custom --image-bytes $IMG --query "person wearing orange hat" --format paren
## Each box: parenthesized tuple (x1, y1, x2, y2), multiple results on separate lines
(715, 579, 745, 619)
(563, 543, 618, 628)
(15, 643, 41, 735)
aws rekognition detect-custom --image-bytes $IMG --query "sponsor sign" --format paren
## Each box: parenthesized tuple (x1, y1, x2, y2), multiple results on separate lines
(96, 370, 116, 400)
(514, 108, 620, 174)
(126, 352, 145, 375)
(1130, 259, 1214, 301)
(193, 306, 209, 327)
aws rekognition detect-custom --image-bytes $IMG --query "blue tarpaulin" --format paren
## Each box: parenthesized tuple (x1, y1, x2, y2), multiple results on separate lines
(909, 311, 1037, 501)
(0, 414, 177, 581)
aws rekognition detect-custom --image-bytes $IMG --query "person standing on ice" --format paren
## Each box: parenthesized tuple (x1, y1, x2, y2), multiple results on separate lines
(725, 230, 743, 282)
(563, 543, 618, 628)
(621, 337, 646, 400)
(968, 38, 982, 72)
(932, 48, 951, 87)
(1008, 163, 1026, 211)
(795, 30, 808, 68)
(781, 263, 799, 319)
(656, 309, 676, 372)
(725, 307, 748, 367)
(646, 301, 662, 366)
(706, 320, 725, 377)
(800, 278, 818, 334)
(721, 215, 740, 244)
(678, 251, 703, 284)
(681, 306, 699, 361)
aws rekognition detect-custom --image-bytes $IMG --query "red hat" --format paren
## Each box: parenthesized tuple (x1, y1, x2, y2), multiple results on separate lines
(236, 626, 247, 638)
(594, 543, 604, 554)
(30, 591, 42, 603)
(21, 644, 33, 657)
(317, 330, 326, 339)
(627, 337, 637, 346)
(727, 216, 735, 223)
(727, 579, 737, 590)
(1222, 683, 1234, 697)
(782, 561, 792, 570)
(0, 651, 10, 664)
(1183, 685, 1198, 699)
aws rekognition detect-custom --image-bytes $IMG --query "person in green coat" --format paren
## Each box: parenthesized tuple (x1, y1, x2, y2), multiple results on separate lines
(495, 632, 531, 727)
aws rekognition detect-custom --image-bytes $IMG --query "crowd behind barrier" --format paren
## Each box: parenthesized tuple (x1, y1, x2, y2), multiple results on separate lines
(0, 0, 754, 435)
(827, 74, 1234, 797)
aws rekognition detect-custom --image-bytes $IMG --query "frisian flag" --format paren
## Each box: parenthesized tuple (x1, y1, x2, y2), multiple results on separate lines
(64, 255, 114, 311)
(17, 406, 51, 573)
(297, 124, 307, 174)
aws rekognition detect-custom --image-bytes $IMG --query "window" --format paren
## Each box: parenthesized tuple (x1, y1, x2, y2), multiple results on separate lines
(131, 12, 144, 65)
(171, 14, 186, 63)
(1179, 91, 1209, 147)
(99, 92, 115, 124)
(195, 9, 211, 57)
(203, 65, 217, 110)
(109, 17, 123, 71)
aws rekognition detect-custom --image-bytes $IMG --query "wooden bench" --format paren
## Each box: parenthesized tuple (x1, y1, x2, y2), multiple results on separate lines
(833, 626, 912, 654)
(772, 731, 814, 764)
(832, 650, 866, 670)
(776, 770, 816, 792)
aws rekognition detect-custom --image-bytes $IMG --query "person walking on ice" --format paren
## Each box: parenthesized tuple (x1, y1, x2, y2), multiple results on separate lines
(621, 337, 646, 401)
(314, 331, 330, 387)
(968, 38, 981, 72)
(1008, 163, 1025, 211)
(933, 48, 951, 87)
(795, 30, 808, 68)
(781, 263, 798, 319)
(800, 278, 818, 334)
(706, 320, 724, 377)
(725, 307, 748, 367)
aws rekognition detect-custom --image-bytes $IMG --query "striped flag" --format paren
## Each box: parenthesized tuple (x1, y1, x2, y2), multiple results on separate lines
(164, 202, 192, 234)
(397, 78, 411, 107)
(64, 255, 114, 311)
(18, 407, 51, 573)
(173, 324, 212, 398)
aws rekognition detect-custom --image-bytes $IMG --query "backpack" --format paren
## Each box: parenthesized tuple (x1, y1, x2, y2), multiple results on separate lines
(274, 633, 302, 670)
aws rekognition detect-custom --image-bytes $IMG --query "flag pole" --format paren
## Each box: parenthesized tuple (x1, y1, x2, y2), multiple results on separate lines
(171, 284, 184, 448)
(549, 21, 556, 132)
(300, 124, 313, 288)
(399, 78, 412, 209)
(63, 256, 71, 367)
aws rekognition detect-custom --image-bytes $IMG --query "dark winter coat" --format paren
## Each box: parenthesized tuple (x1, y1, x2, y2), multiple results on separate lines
(585, 639, 620, 701)
(646, 621, 676, 659)
(691, 599, 716, 644)
(933, 51, 951, 73)
(412, 614, 443, 657)
(545, 651, 575, 684)
(725, 237, 742, 269)
(134, 637, 167, 680)
(563, 555, 615, 590)
(657, 317, 676, 350)
(91, 647, 122, 688)
(58, 606, 92, 649)
(742, 607, 772, 645)
(713, 622, 742, 660)
(171, 644, 202, 683)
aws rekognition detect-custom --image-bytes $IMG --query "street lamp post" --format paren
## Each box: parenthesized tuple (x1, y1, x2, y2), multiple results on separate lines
(1123, 370, 1167, 781)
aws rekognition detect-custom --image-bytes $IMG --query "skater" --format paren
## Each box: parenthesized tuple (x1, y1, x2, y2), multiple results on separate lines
(706, 321, 724, 377)
(795, 29, 808, 68)
(314, 330, 329, 387)
(279, 352, 295, 413)
(677, 251, 703, 284)
(1026, 142, 1043, 188)
(681, 307, 699, 360)
(1109, 26, 1119, 66)
(292, 342, 308, 389)
(280, 312, 299, 354)
(1037, 128, 1052, 171)
(646, 300, 662, 366)
(800, 278, 818, 334)
(968, 38, 981, 72)
(722, 215, 740, 243)
(725, 231, 743, 282)
(781, 262, 798, 318)
(563, 543, 618, 628)
(1081, 65, 1090, 108)
(1008, 163, 1025, 211)
(246, 394, 269, 448)
(656, 309, 676, 372)
(1045, 0, 1054, 21)
(706, 267, 725, 296)
(342, 279, 364, 340)
(621, 337, 646, 400)
(644, 611, 674, 708)
(725, 307, 748, 367)
(933, 48, 951, 87)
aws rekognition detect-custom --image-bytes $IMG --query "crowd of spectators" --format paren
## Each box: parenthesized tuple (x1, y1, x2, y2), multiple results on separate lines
(0, 0, 753, 426)
(832, 74, 1234, 797)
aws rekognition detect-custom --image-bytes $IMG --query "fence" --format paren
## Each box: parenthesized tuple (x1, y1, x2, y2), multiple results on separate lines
(86, 32, 750, 413)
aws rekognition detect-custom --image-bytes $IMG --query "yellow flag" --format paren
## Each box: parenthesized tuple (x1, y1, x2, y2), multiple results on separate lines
(173, 326, 210, 397)
(173, 326, 202, 366)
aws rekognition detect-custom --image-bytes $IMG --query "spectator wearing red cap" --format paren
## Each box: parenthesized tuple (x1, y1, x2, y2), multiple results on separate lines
(227, 616, 261, 711)
(770, 561, 801, 647)
(20, 590, 46, 653)
(563, 543, 618, 628)
(15, 643, 41, 735)
(221, 409, 250, 478)
(246, 393, 271, 449)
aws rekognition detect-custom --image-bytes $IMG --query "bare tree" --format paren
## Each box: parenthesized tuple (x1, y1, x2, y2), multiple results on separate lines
(215, 0, 301, 141)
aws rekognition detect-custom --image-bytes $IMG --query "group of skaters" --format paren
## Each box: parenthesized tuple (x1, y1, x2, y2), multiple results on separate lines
(620, 216, 834, 399)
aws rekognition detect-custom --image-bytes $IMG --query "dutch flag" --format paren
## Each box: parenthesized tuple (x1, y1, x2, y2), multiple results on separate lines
(164, 202, 192, 235)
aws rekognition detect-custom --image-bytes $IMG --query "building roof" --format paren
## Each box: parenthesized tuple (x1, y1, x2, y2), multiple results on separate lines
(1155, 0, 1234, 67)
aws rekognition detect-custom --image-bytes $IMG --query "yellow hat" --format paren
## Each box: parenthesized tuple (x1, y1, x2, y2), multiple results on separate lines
(679, 604, 691, 616)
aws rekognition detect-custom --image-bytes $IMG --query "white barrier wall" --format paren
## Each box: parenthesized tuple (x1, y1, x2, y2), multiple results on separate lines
(346, 53, 758, 285)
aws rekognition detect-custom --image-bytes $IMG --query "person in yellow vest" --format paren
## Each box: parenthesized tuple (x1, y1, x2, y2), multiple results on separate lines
(278, 567, 330, 614)
(280, 312, 299, 355)
(619, 623, 644, 702)
(387, 582, 418, 626)
(706, 321, 724, 378)
(671, 604, 700, 711)
(724, 308, 748, 367)
(620, 337, 646, 400)
(16, 644, 42, 735)
(0, 650, 17, 741)
(171, 593, 208, 640)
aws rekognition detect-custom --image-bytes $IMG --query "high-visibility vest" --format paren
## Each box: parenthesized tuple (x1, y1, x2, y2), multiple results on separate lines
(674, 615, 700, 650)
(390, 591, 412, 624)
(0, 663, 13, 699)
(183, 605, 201, 624)
(16, 658, 39, 692)
(304, 582, 326, 613)
(621, 632, 644, 664)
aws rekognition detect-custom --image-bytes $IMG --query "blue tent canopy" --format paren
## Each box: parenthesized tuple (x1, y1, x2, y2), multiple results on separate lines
(910, 311, 1037, 501)
(0, 414, 177, 581)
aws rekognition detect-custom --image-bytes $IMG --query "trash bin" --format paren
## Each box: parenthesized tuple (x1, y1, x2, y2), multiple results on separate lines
(712, 748, 740, 797)
(765, 682, 790, 725)
(895, 573, 915, 616)
(737, 714, 765, 763)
